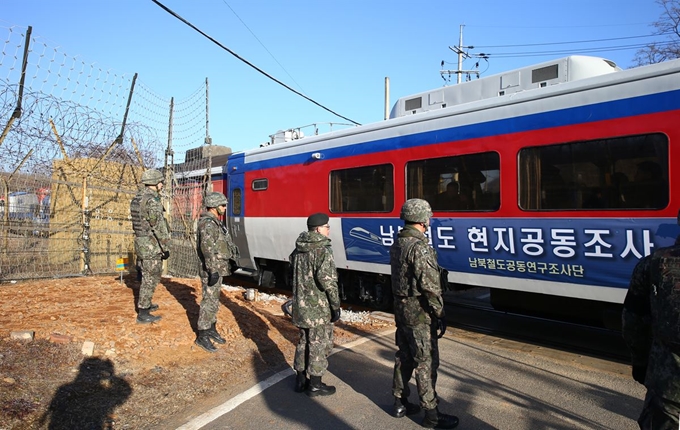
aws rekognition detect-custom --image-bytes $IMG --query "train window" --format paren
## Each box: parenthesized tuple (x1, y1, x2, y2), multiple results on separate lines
(519, 133, 669, 210)
(406, 152, 500, 212)
(232, 188, 242, 216)
(251, 179, 268, 191)
(330, 164, 394, 213)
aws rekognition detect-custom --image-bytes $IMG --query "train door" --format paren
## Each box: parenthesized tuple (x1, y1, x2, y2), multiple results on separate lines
(227, 163, 256, 272)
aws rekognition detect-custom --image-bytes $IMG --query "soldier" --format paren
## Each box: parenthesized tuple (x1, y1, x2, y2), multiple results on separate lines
(289, 213, 341, 397)
(622, 210, 680, 429)
(390, 199, 459, 429)
(130, 169, 170, 324)
(195, 192, 236, 353)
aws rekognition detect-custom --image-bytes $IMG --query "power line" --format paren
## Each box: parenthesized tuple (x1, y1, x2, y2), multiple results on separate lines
(467, 22, 654, 29)
(475, 33, 670, 48)
(220, 0, 307, 95)
(151, 0, 360, 126)
(484, 40, 676, 59)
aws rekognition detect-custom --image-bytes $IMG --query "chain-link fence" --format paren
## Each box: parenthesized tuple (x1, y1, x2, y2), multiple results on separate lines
(0, 24, 226, 282)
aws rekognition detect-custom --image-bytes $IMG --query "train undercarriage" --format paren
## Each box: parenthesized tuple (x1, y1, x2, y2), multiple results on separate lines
(488, 289, 623, 331)
(252, 258, 393, 311)
(252, 258, 623, 329)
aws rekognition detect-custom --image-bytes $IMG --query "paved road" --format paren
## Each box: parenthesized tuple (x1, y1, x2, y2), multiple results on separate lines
(170, 323, 644, 430)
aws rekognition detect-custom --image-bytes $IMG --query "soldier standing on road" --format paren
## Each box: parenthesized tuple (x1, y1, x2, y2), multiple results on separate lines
(289, 213, 341, 397)
(622, 210, 680, 430)
(130, 169, 170, 324)
(390, 199, 459, 429)
(195, 192, 236, 353)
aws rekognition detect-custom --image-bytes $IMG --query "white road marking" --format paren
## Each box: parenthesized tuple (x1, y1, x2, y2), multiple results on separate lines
(175, 328, 395, 430)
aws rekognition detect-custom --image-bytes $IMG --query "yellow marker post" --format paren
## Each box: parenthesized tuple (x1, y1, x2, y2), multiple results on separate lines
(116, 258, 128, 284)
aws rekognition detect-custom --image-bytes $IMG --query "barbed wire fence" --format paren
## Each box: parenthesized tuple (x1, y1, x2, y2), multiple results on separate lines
(0, 24, 219, 282)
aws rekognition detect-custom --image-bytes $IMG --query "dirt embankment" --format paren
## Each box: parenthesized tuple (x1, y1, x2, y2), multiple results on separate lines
(0, 275, 393, 429)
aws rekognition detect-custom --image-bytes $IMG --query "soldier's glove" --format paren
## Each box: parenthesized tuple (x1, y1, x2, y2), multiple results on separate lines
(632, 365, 647, 385)
(330, 308, 341, 323)
(161, 251, 170, 260)
(208, 272, 221, 286)
(436, 317, 447, 339)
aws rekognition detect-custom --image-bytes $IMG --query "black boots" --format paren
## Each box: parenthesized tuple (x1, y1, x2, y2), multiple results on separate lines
(207, 322, 226, 344)
(392, 396, 421, 418)
(148, 303, 159, 312)
(305, 375, 336, 397)
(136, 307, 161, 324)
(196, 323, 223, 352)
(294, 370, 309, 393)
(195, 330, 217, 353)
(421, 408, 459, 429)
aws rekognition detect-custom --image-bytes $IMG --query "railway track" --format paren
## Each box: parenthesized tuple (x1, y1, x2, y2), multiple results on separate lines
(225, 274, 631, 363)
(445, 299, 631, 363)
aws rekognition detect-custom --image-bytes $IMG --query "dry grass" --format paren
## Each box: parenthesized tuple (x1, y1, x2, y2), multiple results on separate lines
(0, 275, 393, 429)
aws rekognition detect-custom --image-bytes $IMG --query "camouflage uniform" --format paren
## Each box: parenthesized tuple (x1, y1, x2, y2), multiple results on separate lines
(289, 230, 340, 377)
(622, 237, 680, 430)
(391, 223, 445, 411)
(130, 186, 170, 310)
(196, 210, 235, 331)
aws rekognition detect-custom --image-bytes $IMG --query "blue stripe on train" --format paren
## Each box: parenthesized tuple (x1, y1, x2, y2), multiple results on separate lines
(239, 89, 680, 172)
(342, 217, 680, 290)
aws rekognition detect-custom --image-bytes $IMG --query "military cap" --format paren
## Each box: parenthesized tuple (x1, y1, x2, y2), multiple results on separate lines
(400, 198, 433, 223)
(141, 169, 164, 185)
(204, 192, 227, 208)
(307, 212, 329, 228)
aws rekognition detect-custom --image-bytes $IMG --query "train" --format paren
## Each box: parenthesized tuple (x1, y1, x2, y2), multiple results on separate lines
(188, 55, 680, 329)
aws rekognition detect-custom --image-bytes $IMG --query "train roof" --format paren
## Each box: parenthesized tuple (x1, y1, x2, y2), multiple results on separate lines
(389, 55, 621, 119)
(232, 55, 680, 160)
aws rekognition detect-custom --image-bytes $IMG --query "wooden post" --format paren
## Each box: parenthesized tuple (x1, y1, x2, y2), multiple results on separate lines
(80, 175, 88, 273)
(1, 178, 7, 255)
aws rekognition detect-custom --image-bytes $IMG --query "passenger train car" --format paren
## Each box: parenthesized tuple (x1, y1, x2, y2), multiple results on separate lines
(225, 55, 680, 328)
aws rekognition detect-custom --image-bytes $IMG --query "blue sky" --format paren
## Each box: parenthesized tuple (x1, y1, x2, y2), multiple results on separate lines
(0, 0, 667, 160)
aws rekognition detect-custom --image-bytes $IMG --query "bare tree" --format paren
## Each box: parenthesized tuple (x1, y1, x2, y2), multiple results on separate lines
(634, 0, 680, 65)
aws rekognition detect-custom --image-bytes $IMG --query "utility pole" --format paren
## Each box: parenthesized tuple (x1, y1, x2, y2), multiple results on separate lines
(440, 24, 480, 84)
(456, 25, 464, 84)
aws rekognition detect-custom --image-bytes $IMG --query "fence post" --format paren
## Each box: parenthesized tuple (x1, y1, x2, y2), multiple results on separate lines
(1, 179, 7, 254)
(0, 26, 31, 254)
(163, 97, 174, 276)
(81, 175, 91, 274)
(205, 77, 212, 193)
(0, 26, 30, 149)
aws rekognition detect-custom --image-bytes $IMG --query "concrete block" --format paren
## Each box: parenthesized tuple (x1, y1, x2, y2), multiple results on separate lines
(49, 333, 73, 344)
(10, 330, 34, 341)
(81, 341, 95, 356)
